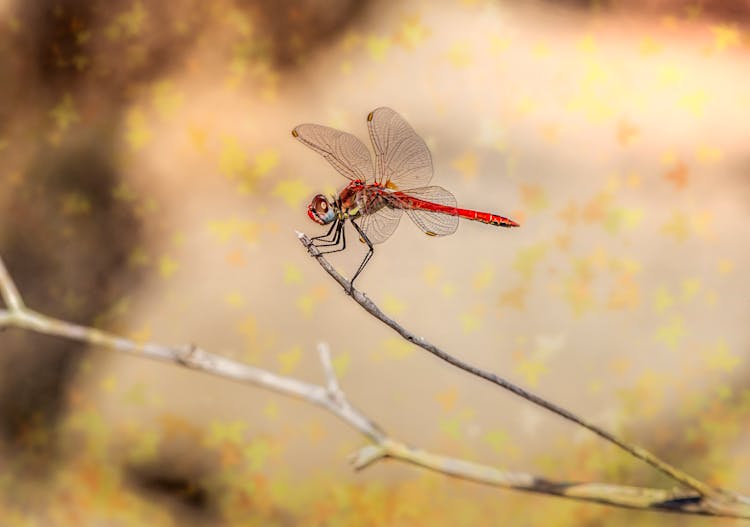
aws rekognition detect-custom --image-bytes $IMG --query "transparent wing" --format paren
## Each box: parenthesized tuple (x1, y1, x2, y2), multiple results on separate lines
(359, 205, 403, 245)
(293, 123, 375, 182)
(367, 107, 433, 189)
(401, 186, 459, 237)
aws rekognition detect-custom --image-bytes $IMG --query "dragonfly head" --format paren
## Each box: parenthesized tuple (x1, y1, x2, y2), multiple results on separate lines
(308, 194, 336, 225)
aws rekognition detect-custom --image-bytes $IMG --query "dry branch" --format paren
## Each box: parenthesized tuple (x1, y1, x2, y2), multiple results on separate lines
(296, 231, 750, 519)
(0, 249, 748, 518)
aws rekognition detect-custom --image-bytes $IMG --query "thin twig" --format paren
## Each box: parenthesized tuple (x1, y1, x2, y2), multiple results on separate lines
(296, 231, 750, 517)
(0, 255, 23, 311)
(318, 342, 343, 400)
(0, 251, 748, 517)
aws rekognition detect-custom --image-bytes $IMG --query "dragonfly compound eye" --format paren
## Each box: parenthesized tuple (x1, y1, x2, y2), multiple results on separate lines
(308, 194, 335, 225)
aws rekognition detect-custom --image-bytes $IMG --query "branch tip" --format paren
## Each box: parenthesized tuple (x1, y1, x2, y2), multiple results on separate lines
(349, 444, 387, 470)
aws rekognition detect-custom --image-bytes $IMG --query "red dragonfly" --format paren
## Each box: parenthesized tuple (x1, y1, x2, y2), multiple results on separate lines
(292, 107, 519, 286)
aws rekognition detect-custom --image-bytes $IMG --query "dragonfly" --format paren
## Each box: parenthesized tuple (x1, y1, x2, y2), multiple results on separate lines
(292, 107, 519, 287)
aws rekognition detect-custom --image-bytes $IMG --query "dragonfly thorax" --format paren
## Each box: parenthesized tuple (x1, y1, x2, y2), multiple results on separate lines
(339, 180, 392, 217)
(307, 194, 337, 225)
(338, 180, 367, 210)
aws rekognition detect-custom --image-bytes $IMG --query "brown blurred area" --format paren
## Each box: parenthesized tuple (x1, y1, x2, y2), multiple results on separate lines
(0, 0, 749, 525)
(556, 0, 750, 19)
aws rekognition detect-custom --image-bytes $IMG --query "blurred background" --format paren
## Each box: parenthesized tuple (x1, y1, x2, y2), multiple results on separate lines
(0, 0, 749, 525)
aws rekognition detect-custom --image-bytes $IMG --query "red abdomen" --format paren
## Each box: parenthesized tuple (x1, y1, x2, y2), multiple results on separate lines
(454, 207, 519, 227)
(397, 193, 519, 228)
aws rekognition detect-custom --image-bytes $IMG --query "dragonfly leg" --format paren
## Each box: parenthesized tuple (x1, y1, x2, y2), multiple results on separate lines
(314, 219, 345, 249)
(311, 219, 339, 244)
(349, 219, 373, 290)
(316, 220, 348, 255)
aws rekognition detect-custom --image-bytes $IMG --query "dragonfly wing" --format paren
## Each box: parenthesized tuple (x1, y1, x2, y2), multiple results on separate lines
(367, 107, 433, 189)
(359, 205, 403, 245)
(401, 186, 459, 237)
(293, 123, 375, 182)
